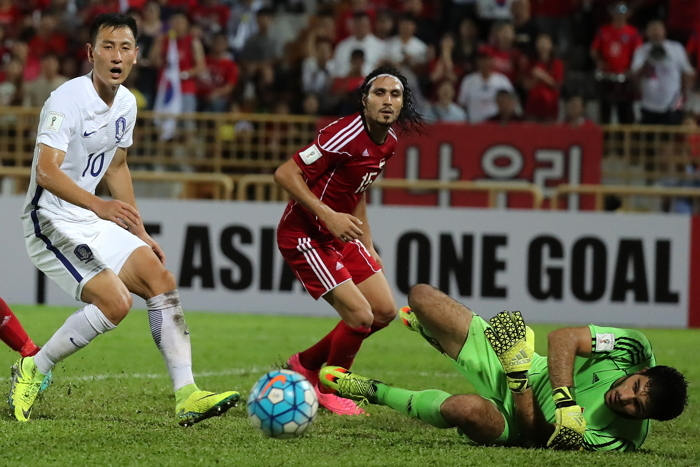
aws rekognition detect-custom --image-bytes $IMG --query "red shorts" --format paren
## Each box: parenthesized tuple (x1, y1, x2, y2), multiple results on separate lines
(277, 235, 381, 300)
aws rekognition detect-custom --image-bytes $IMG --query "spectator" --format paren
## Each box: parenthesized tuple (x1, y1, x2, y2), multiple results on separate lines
(27, 13, 69, 60)
(227, 0, 264, 55)
(656, 114, 700, 213)
(11, 41, 40, 82)
(0, 0, 21, 37)
(563, 94, 594, 127)
(530, 0, 576, 55)
(524, 33, 563, 122)
(488, 88, 524, 123)
(331, 48, 366, 115)
(300, 92, 320, 115)
(127, 4, 161, 109)
(238, 7, 281, 101)
(191, 0, 230, 45)
(666, 0, 700, 45)
(476, 0, 514, 39)
(150, 10, 207, 117)
(457, 46, 515, 123)
(401, 0, 437, 46)
(631, 20, 695, 125)
(424, 79, 467, 122)
(591, 2, 642, 124)
(374, 9, 395, 41)
(686, 28, 700, 115)
(197, 33, 238, 112)
(335, 0, 377, 43)
(452, 17, 479, 76)
(384, 14, 428, 72)
(0, 57, 24, 106)
(511, 0, 539, 58)
(428, 33, 462, 97)
(302, 36, 334, 96)
(23, 53, 68, 108)
(332, 12, 385, 77)
(485, 21, 526, 87)
(443, 0, 478, 35)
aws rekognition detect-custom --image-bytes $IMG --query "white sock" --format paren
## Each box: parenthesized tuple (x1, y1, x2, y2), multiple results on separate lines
(34, 304, 116, 375)
(147, 290, 195, 392)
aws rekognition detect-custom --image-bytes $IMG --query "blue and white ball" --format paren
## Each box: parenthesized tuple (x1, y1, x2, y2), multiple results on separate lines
(247, 369, 318, 439)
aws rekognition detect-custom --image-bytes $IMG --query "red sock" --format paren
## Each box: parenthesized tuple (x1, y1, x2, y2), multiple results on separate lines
(368, 319, 390, 336)
(0, 298, 39, 357)
(326, 321, 371, 370)
(298, 322, 343, 371)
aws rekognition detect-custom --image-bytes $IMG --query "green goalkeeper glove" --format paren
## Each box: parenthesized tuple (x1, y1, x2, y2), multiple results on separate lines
(483, 310, 535, 394)
(547, 386, 587, 450)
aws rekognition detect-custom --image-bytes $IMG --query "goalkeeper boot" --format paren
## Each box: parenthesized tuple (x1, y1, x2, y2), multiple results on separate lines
(285, 353, 320, 387)
(8, 357, 45, 422)
(319, 366, 382, 404)
(176, 389, 241, 427)
(399, 306, 445, 354)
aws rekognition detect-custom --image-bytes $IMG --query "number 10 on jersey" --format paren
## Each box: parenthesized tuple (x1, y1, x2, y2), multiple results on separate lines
(82, 152, 105, 178)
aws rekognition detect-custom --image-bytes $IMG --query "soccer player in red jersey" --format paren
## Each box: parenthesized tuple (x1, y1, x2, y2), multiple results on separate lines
(275, 66, 423, 415)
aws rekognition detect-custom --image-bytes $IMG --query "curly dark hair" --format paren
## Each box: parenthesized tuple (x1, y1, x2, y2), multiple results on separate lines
(641, 365, 688, 421)
(356, 66, 425, 135)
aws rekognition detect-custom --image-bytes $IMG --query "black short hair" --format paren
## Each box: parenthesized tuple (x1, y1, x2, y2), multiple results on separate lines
(641, 366, 688, 421)
(357, 65, 425, 135)
(89, 13, 138, 46)
(350, 49, 365, 60)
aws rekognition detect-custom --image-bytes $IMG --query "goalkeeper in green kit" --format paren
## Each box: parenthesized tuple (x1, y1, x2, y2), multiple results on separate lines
(319, 284, 688, 451)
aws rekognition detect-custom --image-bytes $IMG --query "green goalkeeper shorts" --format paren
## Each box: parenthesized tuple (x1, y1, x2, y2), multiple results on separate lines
(451, 314, 545, 446)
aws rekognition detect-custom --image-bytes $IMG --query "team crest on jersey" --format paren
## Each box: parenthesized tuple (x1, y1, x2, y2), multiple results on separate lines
(74, 244, 94, 263)
(115, 117, 126, 141)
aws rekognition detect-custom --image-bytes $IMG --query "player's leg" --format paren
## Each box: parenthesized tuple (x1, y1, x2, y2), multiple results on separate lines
(10, 271, 128, 421)
(405, 284, 473, 360)
(12, 220, 128, 421)
(277, 236, 369, 414)
(117, 245, 240, 426)
(0, 297, 40, 357)
(320, 366, 505, 444)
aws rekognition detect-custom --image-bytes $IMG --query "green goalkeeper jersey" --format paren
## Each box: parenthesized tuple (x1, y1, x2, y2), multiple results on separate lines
(529, 325, 655, 452)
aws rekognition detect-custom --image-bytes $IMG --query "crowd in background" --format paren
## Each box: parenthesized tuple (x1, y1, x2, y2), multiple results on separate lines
(0, 0, 698, 125)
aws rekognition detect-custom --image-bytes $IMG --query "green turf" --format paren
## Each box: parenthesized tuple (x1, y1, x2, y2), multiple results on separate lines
(0, 306, 698, 467)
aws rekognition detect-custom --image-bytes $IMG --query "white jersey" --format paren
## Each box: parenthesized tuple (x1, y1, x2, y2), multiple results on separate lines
(21, 73, 137, 230)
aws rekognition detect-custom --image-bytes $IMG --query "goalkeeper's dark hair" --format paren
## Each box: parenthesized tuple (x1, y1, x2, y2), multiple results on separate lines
(357, 66, 425, 135)
(641, 365, 688, 421)
(90, 13, 139, 46)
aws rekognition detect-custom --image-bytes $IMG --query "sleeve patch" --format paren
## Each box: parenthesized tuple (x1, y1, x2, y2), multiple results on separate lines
(299, 144, 322, 165)
(44, 111, 65, 132)
(595, 333, 615, 352)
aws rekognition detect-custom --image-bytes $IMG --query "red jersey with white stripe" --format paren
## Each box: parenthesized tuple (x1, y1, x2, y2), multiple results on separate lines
(278, 112, 397, 242)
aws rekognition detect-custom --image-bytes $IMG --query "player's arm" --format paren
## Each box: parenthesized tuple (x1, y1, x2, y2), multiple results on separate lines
(103, 147, 166, 263)
(351, 193, 383, 265)
(545, 326, 592, 450)
(35, 143, 140, 229)
(274, 157, 364, 241)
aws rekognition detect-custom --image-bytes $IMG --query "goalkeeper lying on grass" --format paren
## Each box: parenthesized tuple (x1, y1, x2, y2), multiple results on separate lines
(319, 284, 688, 451)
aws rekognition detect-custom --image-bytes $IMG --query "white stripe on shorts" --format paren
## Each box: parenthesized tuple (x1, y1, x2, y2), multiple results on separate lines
(297, 238, 336, 291)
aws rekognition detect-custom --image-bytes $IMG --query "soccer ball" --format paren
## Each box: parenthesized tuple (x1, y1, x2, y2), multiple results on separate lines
(247, 369, 318, 439)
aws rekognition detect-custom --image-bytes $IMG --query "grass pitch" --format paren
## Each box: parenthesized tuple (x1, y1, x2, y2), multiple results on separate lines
(0, 305, 698, 467)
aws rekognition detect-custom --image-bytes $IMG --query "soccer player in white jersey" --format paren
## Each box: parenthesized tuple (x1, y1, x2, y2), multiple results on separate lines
(9, 13, 239, 425)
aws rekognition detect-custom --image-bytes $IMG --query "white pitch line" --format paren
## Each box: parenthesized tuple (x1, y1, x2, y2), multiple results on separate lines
(0, 367, 461, 384)
(0, 366, 269, 384)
